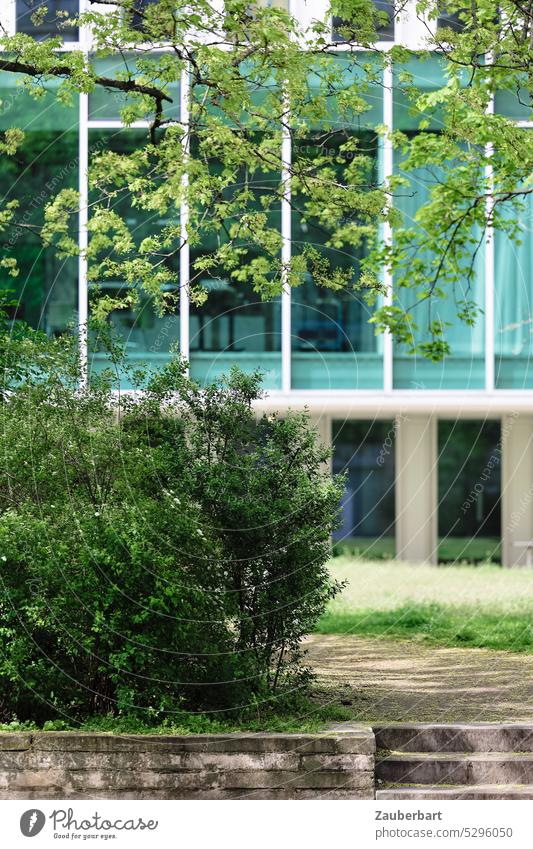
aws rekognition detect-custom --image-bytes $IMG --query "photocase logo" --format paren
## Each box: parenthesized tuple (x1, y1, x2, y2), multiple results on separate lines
(20, 809, 46, 838)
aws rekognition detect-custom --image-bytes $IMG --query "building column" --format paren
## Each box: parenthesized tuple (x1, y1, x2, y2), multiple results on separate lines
(501, 415, 533, 567)
(395, 415, 437, 564)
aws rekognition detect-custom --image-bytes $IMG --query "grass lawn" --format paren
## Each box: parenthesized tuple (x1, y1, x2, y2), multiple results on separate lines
(318, 557, 533, 653)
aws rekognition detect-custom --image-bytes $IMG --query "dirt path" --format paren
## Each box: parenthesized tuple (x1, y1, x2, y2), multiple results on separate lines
(306, 634, 533, 723)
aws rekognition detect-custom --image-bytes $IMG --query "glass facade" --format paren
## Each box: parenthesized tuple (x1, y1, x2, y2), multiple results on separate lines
(438, 420, 501, 562)
(2, 9, 531, 394)
(332, 420, 395, 557)
(0, 69, 78, 335)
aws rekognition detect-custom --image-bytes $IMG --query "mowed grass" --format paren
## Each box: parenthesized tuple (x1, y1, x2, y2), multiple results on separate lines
(318, 558, 533, 653)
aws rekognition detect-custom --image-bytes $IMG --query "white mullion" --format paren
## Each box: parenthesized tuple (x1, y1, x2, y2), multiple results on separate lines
(78, 1, 90, 385)
(281, 103, 291, 393)
(382, 61, 394, 393)
(179, 66, 190, 371)
(78, 90, 89, 386)
(484, 82, 495, 392)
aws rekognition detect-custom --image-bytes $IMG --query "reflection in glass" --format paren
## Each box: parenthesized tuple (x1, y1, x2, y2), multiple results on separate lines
(332, 1, 395, 41)
(392, 145, 485, 389)
(291, 130, 382, 388)
(0, 71, 78, 334)
(88, 55, 180, 122)
(332, 420, 395, 557)
(188, 141, 282, 388)
(87, 130, 179, 386)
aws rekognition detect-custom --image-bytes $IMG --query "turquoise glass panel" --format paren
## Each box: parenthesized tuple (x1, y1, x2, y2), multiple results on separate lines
(87, 130, 179, 387)
(16, 0, 79, 41)
(495, 183, 533, 388)
(0, 70, 78, 334)
(392, 58, 485, 388)
(332, 420, 395, 557)
(189, 144, 281, 389)
(393, 54, 472, 132)
(494, 86, 532, 122)
(306, 52, 383, 131)
(291, 58, 384, 388)
(89, 55, 180, 122)
(392, 148, 485, 388)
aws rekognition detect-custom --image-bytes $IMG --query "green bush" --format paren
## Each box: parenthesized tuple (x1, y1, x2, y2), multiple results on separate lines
(0, 319, 342, 722)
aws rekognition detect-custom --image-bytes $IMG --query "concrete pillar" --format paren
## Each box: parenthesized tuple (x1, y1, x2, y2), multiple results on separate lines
(395, 415, 437, 564)
(501, 414, 533, 567)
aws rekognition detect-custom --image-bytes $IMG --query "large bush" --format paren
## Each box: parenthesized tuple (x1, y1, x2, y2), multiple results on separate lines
(0, 321, 342, 722)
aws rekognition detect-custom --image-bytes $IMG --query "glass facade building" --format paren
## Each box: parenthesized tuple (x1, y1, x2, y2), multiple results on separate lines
(2, 0, 532, 565)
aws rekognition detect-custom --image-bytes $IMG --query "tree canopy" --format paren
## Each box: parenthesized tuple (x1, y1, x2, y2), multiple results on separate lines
(0, 0, 531, 359)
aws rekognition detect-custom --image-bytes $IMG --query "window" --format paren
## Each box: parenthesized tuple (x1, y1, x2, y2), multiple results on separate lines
(291, 131, 382, 389)
(494, 164, 533, 388)
(0, 70, 78, 335)
(438, 420, 501, 562)
(436, 5, 465, 32)
(16, 0, 79, 41)
(188, 141, 282, 389)
(332, 420, 396, 557)
(87, 130, 179, 387)
(332, 1, 395, 42)
(128, 0, 161, 33)
(392, 56, 485, 389)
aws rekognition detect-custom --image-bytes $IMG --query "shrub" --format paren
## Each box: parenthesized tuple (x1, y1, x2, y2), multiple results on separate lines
(0, 323, 342, 722)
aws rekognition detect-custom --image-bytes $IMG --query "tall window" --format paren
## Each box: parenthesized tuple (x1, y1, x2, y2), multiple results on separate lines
(332, 420, 395, 557)
(392, 55, 485, 389)
(494, 175, 533, 388)
(291, 55, 384, 389)
(0, 70, 78, 335)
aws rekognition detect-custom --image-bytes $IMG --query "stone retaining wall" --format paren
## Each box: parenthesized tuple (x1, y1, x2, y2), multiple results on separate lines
(0, 726, 375, 799)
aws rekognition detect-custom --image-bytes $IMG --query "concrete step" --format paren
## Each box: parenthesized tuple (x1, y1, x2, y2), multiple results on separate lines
(376, 784, 533, 800)
(376, 752, 533, 786)
(373, 723, 533, 754)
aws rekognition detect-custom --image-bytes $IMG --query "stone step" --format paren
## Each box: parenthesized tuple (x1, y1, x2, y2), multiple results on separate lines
(376, 784, 533, 800)
(374, 723, 533, 754)
(376, 752, 533, 786)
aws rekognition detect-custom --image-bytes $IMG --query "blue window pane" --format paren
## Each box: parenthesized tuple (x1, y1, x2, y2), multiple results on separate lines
(494, 87, 532, 122)
(16, 0, 79, 41)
